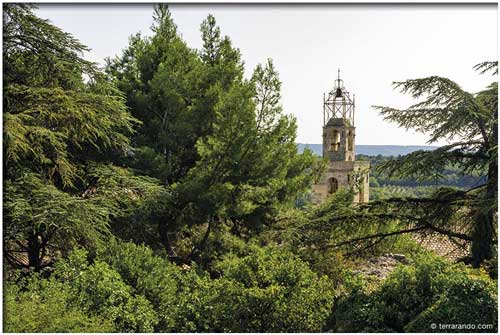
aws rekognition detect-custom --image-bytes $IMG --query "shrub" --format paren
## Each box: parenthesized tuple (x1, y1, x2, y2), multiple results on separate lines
(329, 274, 389, 332)
(371, 255, 448, 331)
(96, 239, 189, 332)
(405, 267, 498, 332)
(203, 245, 336, 332)
(331, 254, 498, 332)
(53, 249, 158, 332)
(3, 274, 116, 333)
(99, 240, 336, 332)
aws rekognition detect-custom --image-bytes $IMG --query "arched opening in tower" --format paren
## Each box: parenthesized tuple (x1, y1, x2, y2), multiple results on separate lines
(330, 130, 340, 151)
(328, 177, 338, 194)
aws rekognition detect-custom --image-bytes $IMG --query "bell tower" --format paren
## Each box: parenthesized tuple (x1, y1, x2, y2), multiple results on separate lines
(311, 70, 370, 204)
(323, 69, 356, 162)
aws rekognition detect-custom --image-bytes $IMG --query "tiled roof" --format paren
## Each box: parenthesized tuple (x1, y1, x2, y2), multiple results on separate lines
(413, 233, 469, 260)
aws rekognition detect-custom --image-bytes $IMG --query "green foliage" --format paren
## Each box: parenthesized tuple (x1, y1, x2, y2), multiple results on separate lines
(3, 277, 116, 333)
(3, 5, 497, 334)
(372, 64, 498, 265)
(6, 241, 496, 333)
(106, 6, 321, 259)
(4, 4, 136, 186)
(270, 189, 412, 260)
(3, 4, 148, 268)
(96, 239, 185, 331)
(3, 161, 168, 268)
(82, 164, 171, 246)
(370, 185, 438, 200)
(374, 76, 492, 146)
(360, 153, 486, 191)
(4, 172, 112, 255)
(192, 245, 336, 332)
(176, 59, 319, 223)
(331, 254, 498, 332)
(5, 240, 336, 333)
(105, 5, 202, 183)
(405, 274, 497, 332)
(53, 249, 158, 332)
(100, 240, 335, 332)
(330, 274, 387, 332)
(4, 248, 158, 333)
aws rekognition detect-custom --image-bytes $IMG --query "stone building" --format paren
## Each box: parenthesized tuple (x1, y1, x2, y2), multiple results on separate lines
(311, 71, 370, 204)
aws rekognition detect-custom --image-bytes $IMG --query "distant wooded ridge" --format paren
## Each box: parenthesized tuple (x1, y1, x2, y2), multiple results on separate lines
(297, 143, 438, 157)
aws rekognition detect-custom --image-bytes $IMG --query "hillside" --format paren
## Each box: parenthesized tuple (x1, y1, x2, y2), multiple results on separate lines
(297, 143, 437, 157)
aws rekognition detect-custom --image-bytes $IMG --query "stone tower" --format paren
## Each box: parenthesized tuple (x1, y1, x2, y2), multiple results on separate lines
(311, 70, 370, 204)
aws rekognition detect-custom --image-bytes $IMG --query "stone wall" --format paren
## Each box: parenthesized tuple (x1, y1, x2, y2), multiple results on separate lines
(311, 160, 370, 204)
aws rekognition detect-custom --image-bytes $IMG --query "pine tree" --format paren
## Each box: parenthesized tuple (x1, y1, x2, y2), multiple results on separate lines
(370, 62, 498, 266)
(106, 8, 320, 261)
(105, 4, 202, 184)
(3, 4, 165, 270)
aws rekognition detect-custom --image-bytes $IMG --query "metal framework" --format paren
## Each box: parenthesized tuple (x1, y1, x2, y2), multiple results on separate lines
(323, 69, 355, 126)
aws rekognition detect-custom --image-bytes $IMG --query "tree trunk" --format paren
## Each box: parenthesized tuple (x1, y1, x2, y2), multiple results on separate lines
(471, 165, 496, 267)
(471, 111, 497, 267)
(27, 233, 42, 270)
(190, 217, 213, 265)
(158, 222, 176, 258)
(200, 218, 213, 251)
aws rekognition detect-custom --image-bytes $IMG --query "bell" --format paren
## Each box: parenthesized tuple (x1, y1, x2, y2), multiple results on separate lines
(335, 87, 343, 98)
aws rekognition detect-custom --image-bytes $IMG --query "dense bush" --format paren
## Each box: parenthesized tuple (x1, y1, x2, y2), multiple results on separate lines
(2, 240, 337, 333)
(97, 239, 196, 331)
(53, 249, 158, 332)
(3, 274, 116, 333)
(405, 273, 497, 332)
(8, 246, 495, 333)
(209, 245, 336, 332)
(3, 248, 160, 333)
(331, 254, 498, 332)
(99, 240, 336, 332)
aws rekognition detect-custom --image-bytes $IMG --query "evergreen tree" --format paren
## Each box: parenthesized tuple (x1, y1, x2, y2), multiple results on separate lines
(107, 7, 320, 261)
(105, 4, 202, 184)
(369, 62, 498, 266)
(3, 4, 164, 269)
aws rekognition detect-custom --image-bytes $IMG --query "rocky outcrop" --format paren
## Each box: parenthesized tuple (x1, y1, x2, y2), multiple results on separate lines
(353, 253, 409, 279)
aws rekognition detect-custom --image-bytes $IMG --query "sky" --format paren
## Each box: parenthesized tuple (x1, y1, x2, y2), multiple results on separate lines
(35, 4, 497, 146)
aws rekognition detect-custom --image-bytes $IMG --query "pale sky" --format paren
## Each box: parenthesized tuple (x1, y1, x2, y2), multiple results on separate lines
(35, 4, 497, 145)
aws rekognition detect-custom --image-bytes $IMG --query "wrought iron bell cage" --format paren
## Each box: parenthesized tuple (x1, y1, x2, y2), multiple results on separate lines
(323, 69, 355, 127)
